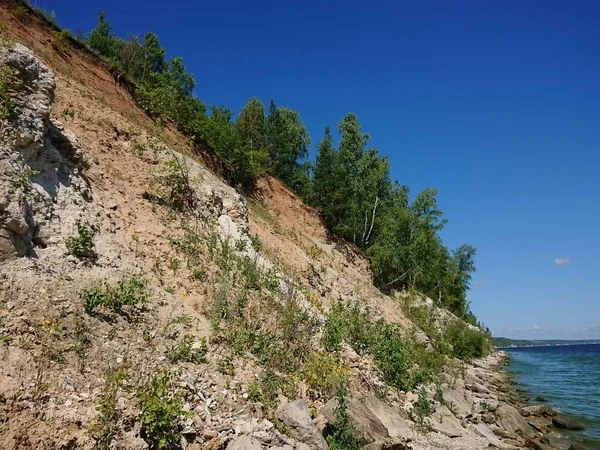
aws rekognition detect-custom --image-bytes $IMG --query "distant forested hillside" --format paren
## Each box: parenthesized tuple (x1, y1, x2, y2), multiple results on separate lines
(494, 337, 600, 348)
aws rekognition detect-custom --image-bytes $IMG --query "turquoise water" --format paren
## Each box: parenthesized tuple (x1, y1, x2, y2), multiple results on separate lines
(506, 343, 600, 449)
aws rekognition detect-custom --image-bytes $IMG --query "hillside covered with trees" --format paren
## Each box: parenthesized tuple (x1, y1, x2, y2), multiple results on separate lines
(81, 11, 481, 323)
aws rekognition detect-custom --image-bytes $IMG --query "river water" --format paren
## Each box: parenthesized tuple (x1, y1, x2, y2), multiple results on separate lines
(506, 343, 600, 449)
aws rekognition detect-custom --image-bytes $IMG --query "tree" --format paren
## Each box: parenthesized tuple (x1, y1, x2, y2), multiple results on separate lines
(441, 244, 477, 316)
(408, 188, 447, 294)
(330, 113, 391, 247)
(312, 125, 337, 211)
(266, 100, 311, 194)
(233, 98, 270, 184)
(367, 182, 412, 289)
(311, 114, 392, 247)
(87, 11, 118, 61)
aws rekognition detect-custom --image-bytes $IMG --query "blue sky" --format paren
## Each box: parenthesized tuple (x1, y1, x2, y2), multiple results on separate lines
(42, 0, 600, 339)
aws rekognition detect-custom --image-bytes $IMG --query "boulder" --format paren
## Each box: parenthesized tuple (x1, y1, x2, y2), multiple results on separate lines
(361, 437, 408, 450)
(520, 405, 556, 418)
(552, 416, 585, 431)
(320, 397, 388, 443)
(276, 399, 328, 450)
(489, 425, 518, 440)
(363, 396, 414, 442)
(430, 405, 464, 438)
(0, 44, 56, 152)
(440, 387, 474, 417)
(568, 444, 585, 450)
(472, 423, 507, 449)
(227, 435, 262, 450)
(495, 404, 535, 437)
(525, 437, 553, 450)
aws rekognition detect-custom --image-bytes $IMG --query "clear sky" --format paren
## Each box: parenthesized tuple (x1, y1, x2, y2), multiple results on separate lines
(42, 0, 600, 339)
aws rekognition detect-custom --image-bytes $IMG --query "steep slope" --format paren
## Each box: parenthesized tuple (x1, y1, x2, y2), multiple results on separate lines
(249, 176, 415, 328)
(0, 5, 565, 450)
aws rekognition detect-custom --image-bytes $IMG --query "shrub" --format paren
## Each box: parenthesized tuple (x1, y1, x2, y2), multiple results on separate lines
(238, 255, 261, 290)
(250, 234, 262, 252)
(325, 382, 362, 450)
(81, 276, 147, 315)
(322, 300, 441, 391)
(444, 321, 491, 360)
(66, 222, 96, 258)
(138, 371, 188, 449)
(412, 387, 433, 432)
(254, 367, 297, 413)
(0, 66, 17, 120)
(165, 335, 207, 364)
(235, 239, 246, 251)
(90, 364, 129, 449)
(323, 302, 348, 351)
(303, 352, 349, 398)
(131, 140, 146, 156)
(60, 108, 76, 120)
(154, 156, 197, 213)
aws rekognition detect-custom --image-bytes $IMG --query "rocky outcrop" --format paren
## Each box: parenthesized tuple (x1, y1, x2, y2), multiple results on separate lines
(277, 399, 328, 450)
(430, 405, 464, 438)
(472, 423, 507, 449)
(552, 416, 585, 431)
(0, 44, 93, 260)
(227, 435, 262, 450)
(361, 438, 408, 450)
(320, 397, 389, 443)
(0, 31, 577, 450)
(495, 404, 535, 438)
(363, 396, 414, 443)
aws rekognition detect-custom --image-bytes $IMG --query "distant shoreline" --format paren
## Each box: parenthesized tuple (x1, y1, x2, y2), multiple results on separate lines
(494, 338, 600, 349)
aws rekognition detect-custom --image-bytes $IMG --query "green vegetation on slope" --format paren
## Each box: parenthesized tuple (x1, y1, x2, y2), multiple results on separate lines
(5, 0, 485, 326)
(75, 11, 483, 323)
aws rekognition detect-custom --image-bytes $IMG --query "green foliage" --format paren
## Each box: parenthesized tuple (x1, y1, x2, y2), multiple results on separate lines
(87, 12, 119, 61)
(250, 234, 262, 252)
(254, 367, 297, 412)
(400, 296, 491, 360)
(444, 320, 491, 360)
(153, 156, 197, 213)
(66, 222, 96, 258)
(480, 400, 491, 412)
(235, 238, 247, 251)
(210, 281, 230, 333)
(60, 108, 76, 120)
(80, 10, 486, 346)
(312, 115, 390, 248)
(7, 168, 39, 195)
(231, 97, 270, 184)
(81, 276, 147, 315)
(0, 66, 17, 120)
(73, 313, 91, 373)
(302, 352, 349, 398)
(90, 364, 129, 449)
(413, 387, 433, 431)
(165, 335, 207, 364)
(323, 303, 346, 351)
(266, 100, 311, 195)
(325, 383, 363, 450)
(322, 300, 443, 391)
(131, 140, 146, 156)
(138, 370, 188, 450)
